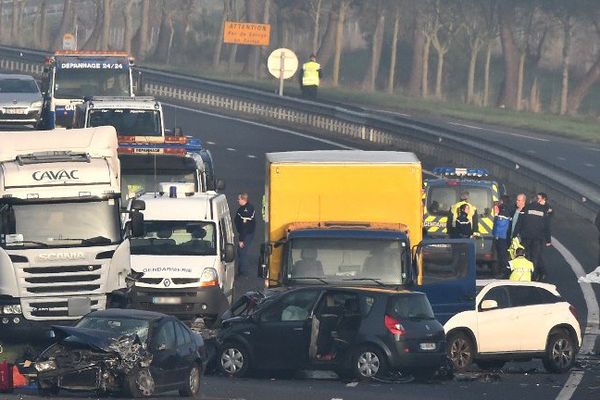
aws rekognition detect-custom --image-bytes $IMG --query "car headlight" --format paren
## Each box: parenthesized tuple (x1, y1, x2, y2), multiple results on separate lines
(35, 360, 56, 372)
(200, 268, 219, 287)
(30, 100, 43, 109)
(3, 304, 21, 314)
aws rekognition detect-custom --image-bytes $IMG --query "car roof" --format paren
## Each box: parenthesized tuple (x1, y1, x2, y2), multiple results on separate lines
(292, 285, 423, 296)
(86, 308, 169, 321)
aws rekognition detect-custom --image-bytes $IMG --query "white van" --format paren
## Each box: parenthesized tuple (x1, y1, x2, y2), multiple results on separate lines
(125, 182, 235, 322)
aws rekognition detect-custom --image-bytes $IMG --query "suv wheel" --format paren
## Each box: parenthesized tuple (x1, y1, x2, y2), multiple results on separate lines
(543, 331, 576, 373)
(447, 331, 475, 372)
(218, 342, 250, 377)
(351, 346, 388, 379)
(179, 363, 201, 397)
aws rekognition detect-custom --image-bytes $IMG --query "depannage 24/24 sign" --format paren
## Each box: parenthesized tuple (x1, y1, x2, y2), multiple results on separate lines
(223, 21, 271, 46)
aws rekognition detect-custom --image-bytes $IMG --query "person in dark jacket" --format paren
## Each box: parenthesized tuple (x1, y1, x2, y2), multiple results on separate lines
(234, 192, 256, 276)
(595, 209, 600, 265)
(510, 193, 527, 238)
(451, 204, 474, 239)
(514, 192, 552, 281)
(492, 195, 512, 277)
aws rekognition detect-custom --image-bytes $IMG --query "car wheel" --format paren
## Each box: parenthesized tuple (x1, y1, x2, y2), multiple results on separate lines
(543, 331, 576, 373)
(124, 368, 155, 398)
(37, 381, 59, 396)
(447, 331, 475, 372)
(218, 342, 250, 378)
(179, 363, 202, 397)
(412, 368, 437, 382)
(476, 360, 506, 370)
(351, 346, 388, 380)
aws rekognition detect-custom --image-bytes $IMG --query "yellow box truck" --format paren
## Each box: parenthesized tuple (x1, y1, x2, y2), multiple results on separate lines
(258, 150, 477, 323)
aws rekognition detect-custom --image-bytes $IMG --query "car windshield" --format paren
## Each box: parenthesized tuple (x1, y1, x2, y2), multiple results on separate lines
(122, 172, 197, 199)
(88, 109, 162, 136)
(0, 78, 38, 93)
(427, 185, 493, 217)
(287, 238, 406, 286)
(54, 68, 130, 98)
(386, 294, 435, 320)
(76, 316, 150, 343)
(0, 200, 121, 249)
(130, 221, 217, 256)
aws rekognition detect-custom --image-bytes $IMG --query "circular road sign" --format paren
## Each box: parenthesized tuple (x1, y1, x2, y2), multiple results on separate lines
(267, 48, 298, 80)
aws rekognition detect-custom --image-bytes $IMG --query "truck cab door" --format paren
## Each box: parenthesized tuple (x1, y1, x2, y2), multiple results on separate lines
(414, 239, 476, 325)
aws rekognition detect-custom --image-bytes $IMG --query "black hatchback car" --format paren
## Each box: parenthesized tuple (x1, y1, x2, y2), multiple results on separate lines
(216, 286, 446, 379)
(35, 309, 207, 398)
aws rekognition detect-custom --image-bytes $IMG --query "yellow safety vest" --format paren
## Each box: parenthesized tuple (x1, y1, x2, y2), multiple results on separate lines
(302, 61, 320, 87)
(450, 201, 476, 227)
(508, 256, 534, 281)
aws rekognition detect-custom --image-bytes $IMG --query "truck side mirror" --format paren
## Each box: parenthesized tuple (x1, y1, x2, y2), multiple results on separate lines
(223, 243, 235, 263)
(130, 212, 145, 237)
(216, 179, 225, 191)
(131, 199, 146, 211)
(258, 243, 271, 278)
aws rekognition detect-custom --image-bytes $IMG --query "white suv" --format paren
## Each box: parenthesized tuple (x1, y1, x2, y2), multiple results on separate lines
(444, 281, 581, 373)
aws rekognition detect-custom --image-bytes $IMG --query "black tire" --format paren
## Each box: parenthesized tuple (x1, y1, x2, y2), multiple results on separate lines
(412, 369, 437, 382)
(447, 331, 475, 372)
(179, 363, 202, 398)
(543, 331, 576, 373)
(476, 360, 506, 370)
(350, 345, 388, 380)
(123, 368, 155, 398)
(37, 381, 58, 396)
(218, 342, 251, 378)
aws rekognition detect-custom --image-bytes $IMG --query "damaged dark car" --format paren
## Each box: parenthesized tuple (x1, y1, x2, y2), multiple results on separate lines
(35, 309, 207, 398)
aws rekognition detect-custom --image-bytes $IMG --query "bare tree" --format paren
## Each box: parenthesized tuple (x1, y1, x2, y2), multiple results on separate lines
(52, 0, 73, 50)
(138, 0, 151, 59)
(100, 0, 112, 50)
(317, 3, 339, 67)
(123, 0, 135, 54)
(498, 0, 519, 109)
(559, 15, 572, 115)
(387, 4, 401, 94)
(213, 0, 230, 68)
(408, 3, 426, 96)
(429, 0, 460, 99)
(332, 0, 350, 87)
(361, 1, 385, 91)
(309, 0, 323, 54)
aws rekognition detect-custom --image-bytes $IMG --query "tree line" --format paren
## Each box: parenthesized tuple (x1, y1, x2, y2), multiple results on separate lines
(1, 0, 599, 116)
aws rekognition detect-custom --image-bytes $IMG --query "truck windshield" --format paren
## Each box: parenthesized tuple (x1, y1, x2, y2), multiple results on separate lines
(122, 172, 197, 199)
(88, 109, 161, 136)
(130, 221, 217, 256)
(0, 200, 121, 249)
(54, 69, 130, 98)
(427, 186, 493, 217)
(287, 238, 406, 286)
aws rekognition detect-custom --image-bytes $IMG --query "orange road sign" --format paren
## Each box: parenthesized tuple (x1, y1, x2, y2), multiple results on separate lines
(224, 21, 271, 46)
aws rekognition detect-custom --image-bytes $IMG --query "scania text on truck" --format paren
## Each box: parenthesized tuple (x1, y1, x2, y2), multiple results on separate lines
(125, 183, 235, 323)
(40, 51, 134, 129)
(259, 151, 476, 323)
(0, 127, 135, 337)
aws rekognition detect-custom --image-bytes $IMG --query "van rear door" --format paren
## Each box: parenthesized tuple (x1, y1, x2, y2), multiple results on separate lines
(414, 238, 476, 324)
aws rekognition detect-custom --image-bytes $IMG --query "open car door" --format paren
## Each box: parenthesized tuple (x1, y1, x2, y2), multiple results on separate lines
(414, 238, 476, 324)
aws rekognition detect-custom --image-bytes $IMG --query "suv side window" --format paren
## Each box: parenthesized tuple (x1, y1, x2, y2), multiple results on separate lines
(481, 286, 510, 309)
(175, 321, 190, 347)
(508, 286, 549, 307)
(261, 289, 321, 322)
(153, 321, 177, 351)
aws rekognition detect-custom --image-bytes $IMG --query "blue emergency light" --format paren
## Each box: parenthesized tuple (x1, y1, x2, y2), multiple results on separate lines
(118, 135, 203, 152)
(432, 167, 489, 178)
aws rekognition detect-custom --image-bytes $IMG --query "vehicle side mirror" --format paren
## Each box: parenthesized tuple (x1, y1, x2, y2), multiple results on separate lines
(480, 299, 498, 311)
(223, 243, 235, 263)
(258, 243, 271, 279)
(131, 199, 146, 211)
(216, 179, 225, 191)
(130, 212, 145, 238)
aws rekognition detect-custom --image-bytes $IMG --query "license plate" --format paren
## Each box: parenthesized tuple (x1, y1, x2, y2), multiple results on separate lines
(4, 108, 26, 114)
(152, 297, 181, 305)
(133, 148, 164, 154)
(420, 342, 436, 351)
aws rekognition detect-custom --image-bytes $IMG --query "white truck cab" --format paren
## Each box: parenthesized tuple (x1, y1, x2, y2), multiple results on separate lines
(125, 183, 235, 322)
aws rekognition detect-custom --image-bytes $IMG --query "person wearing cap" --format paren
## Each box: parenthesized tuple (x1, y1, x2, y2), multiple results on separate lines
(446, 191, 478, 238)
(234, 192, 256, 276)
(508, 247, 534, 281)
(299, 54, 321, 100)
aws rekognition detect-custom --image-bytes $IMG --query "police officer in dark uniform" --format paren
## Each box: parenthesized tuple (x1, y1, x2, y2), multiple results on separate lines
(234, 192, 256, 276)
(595, 209, 600, 265)
(514, 192, 552, 281)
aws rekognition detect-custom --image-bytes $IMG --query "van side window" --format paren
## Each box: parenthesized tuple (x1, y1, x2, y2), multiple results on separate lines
(421, 242, 469, 285)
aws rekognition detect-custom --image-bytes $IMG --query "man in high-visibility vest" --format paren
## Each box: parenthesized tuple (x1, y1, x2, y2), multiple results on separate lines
(508, 247, 534, 281)
(299, 54, 321, 99)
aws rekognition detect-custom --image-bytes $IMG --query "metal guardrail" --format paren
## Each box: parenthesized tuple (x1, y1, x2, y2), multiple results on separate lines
(0, 44, 597, 220)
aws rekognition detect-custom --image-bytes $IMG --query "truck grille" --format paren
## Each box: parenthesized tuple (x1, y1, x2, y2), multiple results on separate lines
(22, 296, 106, 321)
(17, 264, 104, 296)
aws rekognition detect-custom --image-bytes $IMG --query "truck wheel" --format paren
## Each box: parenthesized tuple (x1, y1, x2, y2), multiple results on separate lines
(179, 363, 202, 397)
(447, 331, 475, 372)
(218, 342, 250, 378)
(351, 346, 388, 380)
(543, 331, 576, 373)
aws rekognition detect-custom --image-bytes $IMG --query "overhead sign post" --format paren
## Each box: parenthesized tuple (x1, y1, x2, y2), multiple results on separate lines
(267, 48, 298, 96)
(62, 33, 77, 51)
(223, 22, 271, 47)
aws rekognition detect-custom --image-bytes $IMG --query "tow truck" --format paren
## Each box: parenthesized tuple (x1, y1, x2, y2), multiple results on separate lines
(39, 51, 135, 129)
(423, 167, 505, 276)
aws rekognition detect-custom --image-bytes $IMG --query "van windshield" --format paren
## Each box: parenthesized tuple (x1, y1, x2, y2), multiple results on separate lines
(287, 238, 406, 286)
(386, 294, 435, 320)
(88, 109, 161, 136)
(130, 221, 217, 256)
(122, 172, 197, 199)
(427, 186, 493, 217)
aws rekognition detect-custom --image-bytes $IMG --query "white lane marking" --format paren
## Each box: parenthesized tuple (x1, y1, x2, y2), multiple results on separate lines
(504, 131, 550, 142)
(377, 110, 411, 118)
(163, 103, 357, 150)
(206, 141, 216, 145)
(449, 122, 484, 130)
(584, 163, 595, 167)
(557, 156, 567, 161)
(226, 147, 236, 151)
(526, 150, 536, 154)
(553, 237, 600, 400)
(345, 382, 359, 387)
(588, 148, 600, 152)
(247, 154, 257, 159)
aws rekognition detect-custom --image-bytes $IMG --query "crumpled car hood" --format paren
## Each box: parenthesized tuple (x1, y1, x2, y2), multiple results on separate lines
(52, 326, 119, 352)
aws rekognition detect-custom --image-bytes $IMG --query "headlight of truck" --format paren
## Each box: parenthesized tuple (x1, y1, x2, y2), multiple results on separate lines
(200, 268, 219, 287)
(30, 100, 43, 109)
(35, 360, 56, 372)
(3, 304, 21, 314)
